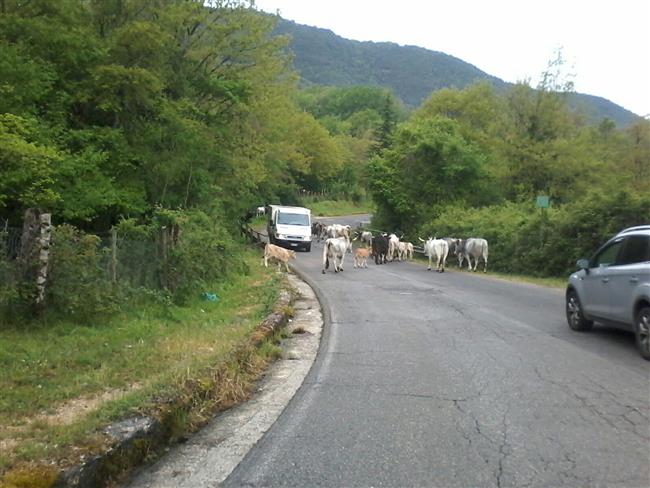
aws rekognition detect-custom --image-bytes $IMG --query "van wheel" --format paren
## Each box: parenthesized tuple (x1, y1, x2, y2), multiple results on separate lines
(566, 290, 593, 331)
(635, 306, 650, 360)
(305, 243, 311, 252)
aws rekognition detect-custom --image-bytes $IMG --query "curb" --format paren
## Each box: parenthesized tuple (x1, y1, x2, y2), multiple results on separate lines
(51, 288, 294, 488)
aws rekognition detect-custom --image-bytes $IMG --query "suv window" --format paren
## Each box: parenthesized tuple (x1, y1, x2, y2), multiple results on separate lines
(617, 235, 650, 265)
(592, 239, 624, 267)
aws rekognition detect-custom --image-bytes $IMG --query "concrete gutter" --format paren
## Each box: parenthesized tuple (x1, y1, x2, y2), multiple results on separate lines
(122, 272, 323, 487)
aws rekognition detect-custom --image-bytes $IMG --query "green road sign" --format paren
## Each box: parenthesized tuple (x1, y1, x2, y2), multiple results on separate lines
(536, 196, 550, 208)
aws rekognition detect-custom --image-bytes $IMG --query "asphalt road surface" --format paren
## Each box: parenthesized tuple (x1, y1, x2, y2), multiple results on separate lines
(224, 215, 649, 487)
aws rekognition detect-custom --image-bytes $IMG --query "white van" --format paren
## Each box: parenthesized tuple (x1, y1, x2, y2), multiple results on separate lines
(266, 205, 312, 252)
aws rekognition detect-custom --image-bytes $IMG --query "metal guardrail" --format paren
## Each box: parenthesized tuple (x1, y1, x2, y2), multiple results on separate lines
(241, 224, 267, 248)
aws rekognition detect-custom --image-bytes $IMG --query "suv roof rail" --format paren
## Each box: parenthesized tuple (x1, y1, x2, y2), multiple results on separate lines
(617, 225, 650, 235)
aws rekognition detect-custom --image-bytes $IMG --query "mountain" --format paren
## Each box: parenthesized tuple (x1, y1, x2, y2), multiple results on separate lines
(275, 19, 641, 127)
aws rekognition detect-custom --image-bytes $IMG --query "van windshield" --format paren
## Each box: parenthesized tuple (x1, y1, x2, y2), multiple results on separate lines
(277, 212, 309, 226)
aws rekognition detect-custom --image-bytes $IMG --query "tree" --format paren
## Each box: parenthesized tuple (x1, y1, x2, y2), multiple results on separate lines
(368, 116, 488, 232)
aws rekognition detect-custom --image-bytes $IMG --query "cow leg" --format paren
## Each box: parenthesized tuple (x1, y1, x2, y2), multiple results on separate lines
(427, 255, 432, 271)
(339, 253, 345, 271)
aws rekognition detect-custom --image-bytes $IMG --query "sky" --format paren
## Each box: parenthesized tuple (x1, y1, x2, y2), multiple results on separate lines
(253, 0, 650, 117)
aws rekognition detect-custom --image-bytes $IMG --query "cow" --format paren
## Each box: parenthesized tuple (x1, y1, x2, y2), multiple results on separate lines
(353, 247, 371, 268)
(403, 242, 414, 260)
(312, 221, 325, 241)
(442, 238, 460, 267)
(256, 206, 266, 217)
(419, 237, 449, 272)
(354, 230, 373, 248)
(325, 224, 352, 253)
(397, 241, 408, 261)
(388, 233, 401, 261)
(456, 238, 489, 272)
(262, 243, 296, 272)
(322, 236, 348, 274)
(372, 233, 389, 265)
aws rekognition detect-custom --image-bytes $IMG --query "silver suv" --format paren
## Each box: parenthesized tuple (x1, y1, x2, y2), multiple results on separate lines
(566, 225, 650, 360)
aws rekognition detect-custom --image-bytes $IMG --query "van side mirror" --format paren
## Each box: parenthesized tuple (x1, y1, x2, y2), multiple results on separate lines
(576, 259, 590, 272)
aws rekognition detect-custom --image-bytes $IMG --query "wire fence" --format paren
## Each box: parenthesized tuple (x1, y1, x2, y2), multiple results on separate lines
(1, 226, 166, 309)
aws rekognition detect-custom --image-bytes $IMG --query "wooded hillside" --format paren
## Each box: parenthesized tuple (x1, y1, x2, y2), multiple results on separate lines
(275, 19, 642, 127)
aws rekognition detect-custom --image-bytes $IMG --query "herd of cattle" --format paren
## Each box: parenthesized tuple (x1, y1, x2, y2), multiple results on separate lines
(313, 222, 488, 275)
(261, 221, 488, 275)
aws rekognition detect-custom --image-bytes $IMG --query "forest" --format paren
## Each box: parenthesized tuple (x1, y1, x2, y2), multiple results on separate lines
(1, 0, 649, 323)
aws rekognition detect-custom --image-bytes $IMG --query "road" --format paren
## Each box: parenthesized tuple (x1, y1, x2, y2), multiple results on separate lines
(224, 215, 649, 487)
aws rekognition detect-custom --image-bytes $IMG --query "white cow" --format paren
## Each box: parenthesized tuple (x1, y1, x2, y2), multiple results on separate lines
(457, 238, 489, 272)
(419, 237, 449, 272)
(256, 206, 266, 217)
(397, 241, 408, 261)
(404, 242, 414, 260)
(360, 231, 373, 248)
(322, 236, 349, 274)
(326, 224, 353, 253)
(388, 233, 401, 261)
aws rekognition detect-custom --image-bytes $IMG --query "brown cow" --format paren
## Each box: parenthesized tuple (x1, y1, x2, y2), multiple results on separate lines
(262, 243, 296, 272)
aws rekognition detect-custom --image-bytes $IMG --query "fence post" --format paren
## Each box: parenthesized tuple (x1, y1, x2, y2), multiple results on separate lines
(160, 226, 168, 290)
(111, 227, 117, 284)
(35, 213, 52, 310)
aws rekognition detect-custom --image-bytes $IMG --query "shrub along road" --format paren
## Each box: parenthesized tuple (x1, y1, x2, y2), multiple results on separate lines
(222, 217, 649, 487)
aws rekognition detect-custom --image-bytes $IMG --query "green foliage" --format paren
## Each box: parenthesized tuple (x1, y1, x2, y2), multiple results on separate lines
(45, 224, 119, 319)
(368, 116, 490, 232)
(153, 208, 248, 303)
(0, 114, 62, 211)
(420, 190, 650, 277)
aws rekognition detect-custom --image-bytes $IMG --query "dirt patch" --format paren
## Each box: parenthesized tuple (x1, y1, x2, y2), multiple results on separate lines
(36, 386, 141, 427)
(4, 384, 142, 441)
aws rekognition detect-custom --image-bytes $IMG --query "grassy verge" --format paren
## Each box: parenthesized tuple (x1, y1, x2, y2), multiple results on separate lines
(0, 248, 283, 479)
(409, 253, 566, 289)
(302, 199, 373, 217)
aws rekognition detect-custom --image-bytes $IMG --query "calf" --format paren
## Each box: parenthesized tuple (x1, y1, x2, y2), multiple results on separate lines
(353, 247, 371, 268)
(322, 236, 348, 274)
(262, 243, 296, 272)
(397, 241, 408, 261)
(404, 242, 414, 260)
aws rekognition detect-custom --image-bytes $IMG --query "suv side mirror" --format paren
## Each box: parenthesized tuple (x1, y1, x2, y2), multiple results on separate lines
(577, 259, 590, 272)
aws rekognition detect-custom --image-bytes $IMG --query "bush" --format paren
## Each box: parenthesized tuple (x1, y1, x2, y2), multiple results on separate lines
(46, 224, 120, 319)
(154, 208, 248, 304)
(419, 190, 650, 277)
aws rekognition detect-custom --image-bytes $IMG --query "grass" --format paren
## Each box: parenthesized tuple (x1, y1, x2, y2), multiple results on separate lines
(0, 248, 283, 475)
(302, 199, 373, 217)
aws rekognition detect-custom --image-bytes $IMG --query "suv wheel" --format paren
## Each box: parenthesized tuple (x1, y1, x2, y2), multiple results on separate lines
(635, 306, 650, 360)
(566, 290, 593, 331)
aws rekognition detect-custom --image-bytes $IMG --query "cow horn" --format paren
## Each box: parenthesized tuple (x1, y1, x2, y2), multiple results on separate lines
(418, 237, 425, 242)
